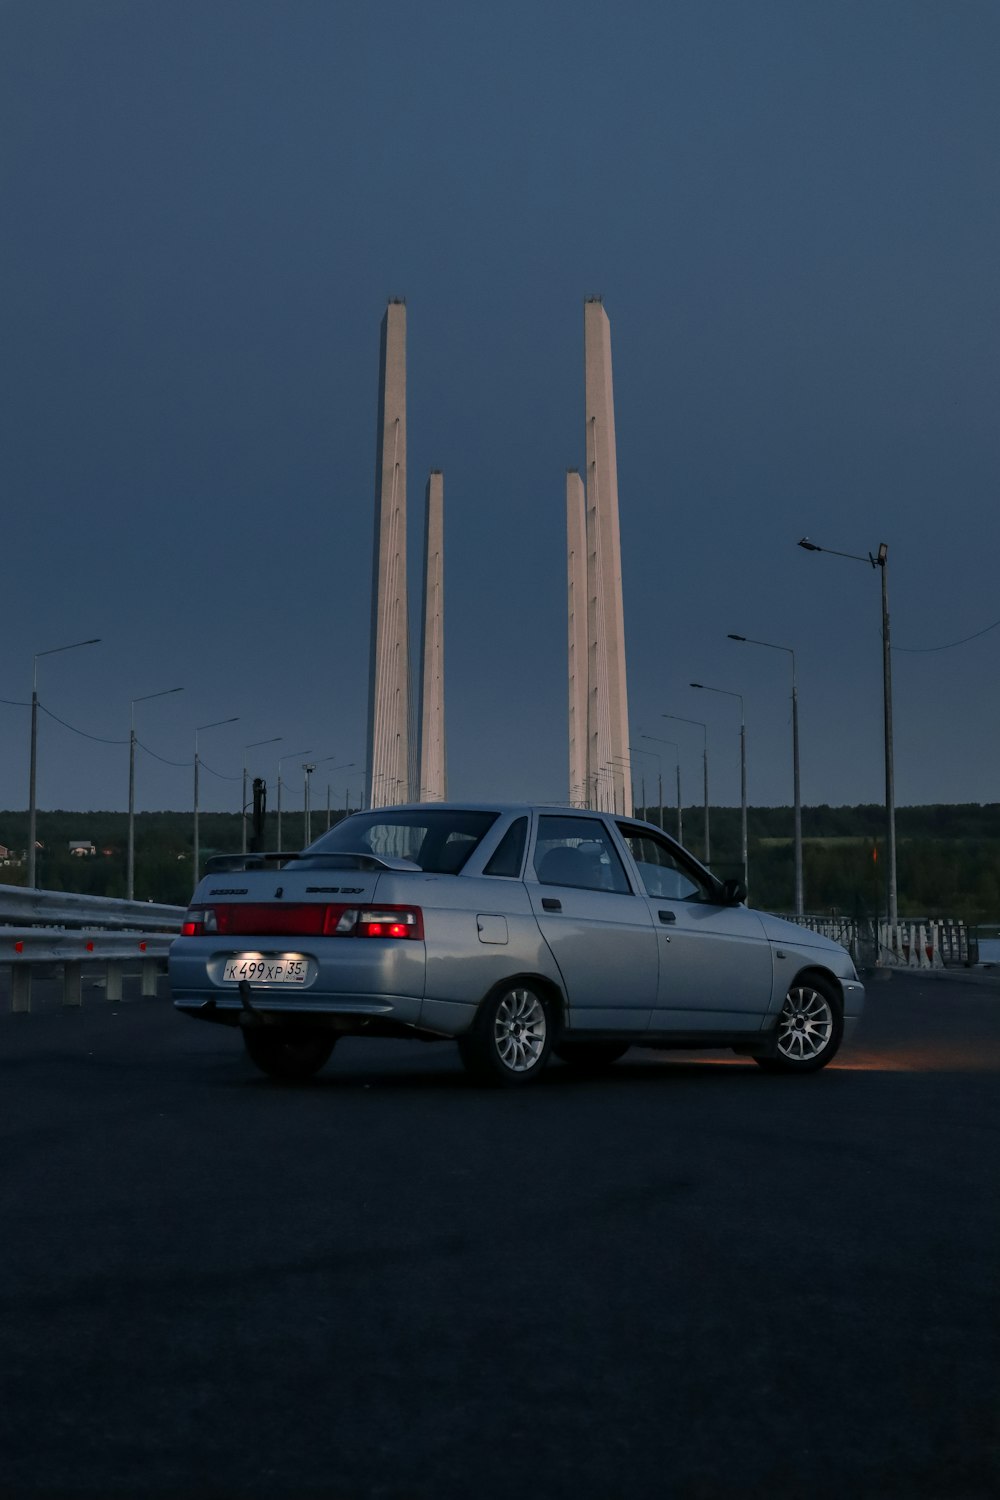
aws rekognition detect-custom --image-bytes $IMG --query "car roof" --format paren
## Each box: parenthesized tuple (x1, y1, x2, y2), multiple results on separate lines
(349, 802, 667, 826)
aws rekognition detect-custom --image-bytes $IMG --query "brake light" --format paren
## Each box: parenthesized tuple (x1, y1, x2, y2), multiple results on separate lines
(180, 906, 218, 937)
(180, 903, 423, 939)
(356, 909, 423, 939)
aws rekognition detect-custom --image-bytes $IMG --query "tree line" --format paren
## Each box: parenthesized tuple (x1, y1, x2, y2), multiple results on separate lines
(0, 804, 997, 921)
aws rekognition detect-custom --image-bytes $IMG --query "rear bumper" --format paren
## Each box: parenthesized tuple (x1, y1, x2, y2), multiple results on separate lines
(173, 990, 424, 1028)
(169, 934, 426, 1027)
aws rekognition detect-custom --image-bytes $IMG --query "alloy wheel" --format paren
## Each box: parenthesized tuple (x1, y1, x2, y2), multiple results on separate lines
(493, 987, 547, 1072)
(777, 985, 834, 1062)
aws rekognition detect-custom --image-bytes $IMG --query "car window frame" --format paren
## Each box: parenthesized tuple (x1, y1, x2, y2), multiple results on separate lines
(529, 813, 638, 897)
(612, 820, 722, 904)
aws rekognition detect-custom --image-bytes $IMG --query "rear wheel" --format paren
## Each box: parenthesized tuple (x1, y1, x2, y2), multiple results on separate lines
(754, 977, 842, 1074)
(242, 1026, 337, 1081)
(458, 983, 553, 1086)
(554, 1040, 630, 1071)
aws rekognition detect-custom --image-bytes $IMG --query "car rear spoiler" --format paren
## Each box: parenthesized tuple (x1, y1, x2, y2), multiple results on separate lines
(203, 850, 421, 875)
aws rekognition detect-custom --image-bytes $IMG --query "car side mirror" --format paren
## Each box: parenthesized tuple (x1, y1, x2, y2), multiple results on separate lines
(721, 878, 747, 905)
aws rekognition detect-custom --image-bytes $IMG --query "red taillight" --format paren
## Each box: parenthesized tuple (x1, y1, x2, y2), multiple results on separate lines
(181, 903, 423, 939)
(356, 908, 424, 939)
(181, 905, 217, 937)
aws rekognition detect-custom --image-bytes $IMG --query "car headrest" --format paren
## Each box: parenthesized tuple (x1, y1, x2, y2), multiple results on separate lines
(537, 845, 593, 887)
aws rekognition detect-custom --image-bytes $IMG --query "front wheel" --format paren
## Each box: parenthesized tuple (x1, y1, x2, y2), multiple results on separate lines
(458, 984, 553, 1087)
(754, 977, 843, 1074)
(242, 1026, 337, 1082)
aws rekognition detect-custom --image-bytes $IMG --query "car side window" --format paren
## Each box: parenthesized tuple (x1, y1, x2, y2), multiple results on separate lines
(483, 818, 528, 878)
(533, 816, 631, 894)
(617, 825, 711, 902)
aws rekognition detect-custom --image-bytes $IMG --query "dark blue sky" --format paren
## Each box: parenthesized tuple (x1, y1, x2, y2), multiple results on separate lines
(1, 0, 997, 816)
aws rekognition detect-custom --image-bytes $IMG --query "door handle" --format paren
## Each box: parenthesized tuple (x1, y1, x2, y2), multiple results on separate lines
(541, 897, 562, 912)
(658, 909, 676, 924)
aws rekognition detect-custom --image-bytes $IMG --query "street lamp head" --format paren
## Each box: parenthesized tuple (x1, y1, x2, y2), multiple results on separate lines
(278, 747, 312, 770)
(134, 685, 183, 707)
(876, 542, 888, 565)
(197, 716, 238, 731)
(690, 682, 704, 690)
(727, 634, 746, 642)
(34, 636, 101, 664)
(797, 538, 821, 552)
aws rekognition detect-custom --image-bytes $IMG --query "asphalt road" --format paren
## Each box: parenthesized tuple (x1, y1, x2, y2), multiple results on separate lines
(2, 972, 999, 1499)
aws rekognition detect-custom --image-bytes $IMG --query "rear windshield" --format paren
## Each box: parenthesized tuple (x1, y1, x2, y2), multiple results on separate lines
(303, 809, 499, 874)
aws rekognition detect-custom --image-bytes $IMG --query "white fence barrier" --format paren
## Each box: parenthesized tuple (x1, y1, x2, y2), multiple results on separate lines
(0, 883, 185, 1011)
(791, 914, 974, 970)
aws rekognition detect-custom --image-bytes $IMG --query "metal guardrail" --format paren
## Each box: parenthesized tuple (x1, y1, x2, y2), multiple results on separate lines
(0, 883, 185, 1011)
(0, 885, 184, 931)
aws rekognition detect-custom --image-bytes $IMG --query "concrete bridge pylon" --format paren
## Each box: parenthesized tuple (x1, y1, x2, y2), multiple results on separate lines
(366, 300, 411, 809)
(576, 298, 632, 816)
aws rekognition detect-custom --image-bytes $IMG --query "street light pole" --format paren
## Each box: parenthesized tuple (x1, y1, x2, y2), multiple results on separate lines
(242, 737, 282, 854)
(28, 637, 101, 889)
(629, 745, 663, 831)
(128, 687, 183, 901)
(880, 548, 897, 929)
(276, 749, 312, 852)
(640, 734, 682, 843)
(610, 755, 634, 818)
(663, 714, 709, 862)
(343, 770, 366, 820)
(194, 717, 238, 887)
(303, 763, 316, 845)
(313, 758, 355, 838)
(729, 634, 802, 916)
(691, 683, 747, 893)
(799, 537, 897, 926)
(297, 756, 355, 846)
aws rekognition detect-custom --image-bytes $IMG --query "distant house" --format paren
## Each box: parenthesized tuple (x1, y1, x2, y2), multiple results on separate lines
(69, 841, 96, 857)
(0, 844, 13, 866)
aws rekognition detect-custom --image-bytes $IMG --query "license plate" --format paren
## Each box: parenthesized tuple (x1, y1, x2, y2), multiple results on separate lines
(222, 956, 308, 985)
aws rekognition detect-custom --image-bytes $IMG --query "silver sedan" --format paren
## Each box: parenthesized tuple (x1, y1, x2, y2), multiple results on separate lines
(169, 803, 865, 1085)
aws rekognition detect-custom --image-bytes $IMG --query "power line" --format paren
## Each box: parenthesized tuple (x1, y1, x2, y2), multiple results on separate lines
(135, 737, 192, 768)
(198, 759, 242, 783)
(895, 615, 1000, 653)
(37, 701, 128, 745)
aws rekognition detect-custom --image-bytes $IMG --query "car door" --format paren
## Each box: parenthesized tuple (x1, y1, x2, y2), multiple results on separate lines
(614, 823, 774, 1033)
(526, 814, 658, 1032)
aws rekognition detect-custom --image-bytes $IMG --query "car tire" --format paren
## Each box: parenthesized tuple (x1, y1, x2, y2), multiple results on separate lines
(242, 1026, 337, 1082)
(554, 1040, 630, 1071)
(458, 983, 553, 1087)
(754, 975, 843, 1074)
